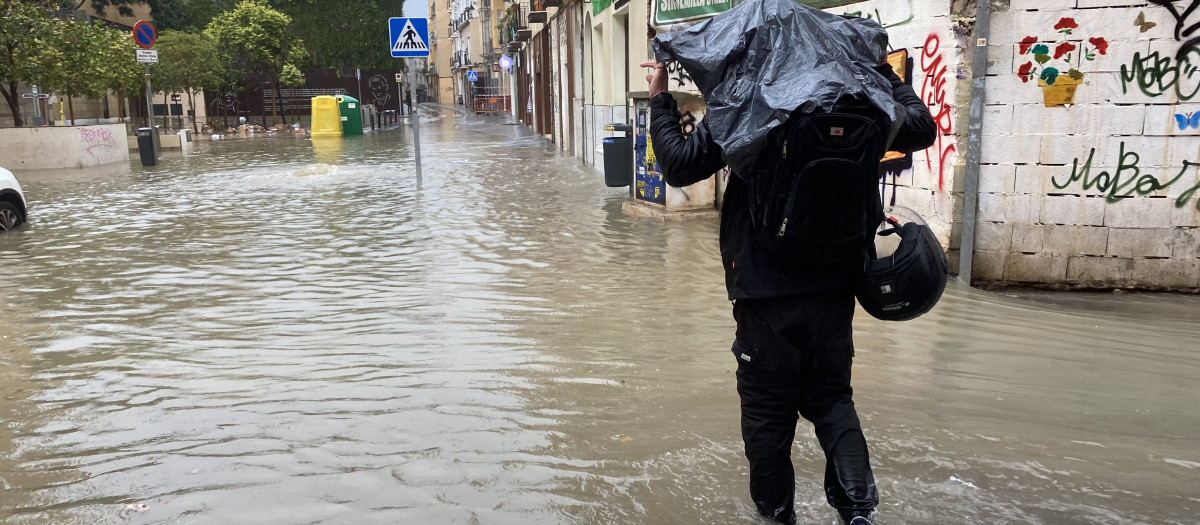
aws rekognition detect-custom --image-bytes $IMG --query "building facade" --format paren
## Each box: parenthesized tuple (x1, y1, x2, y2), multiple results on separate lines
(497, 0, 1200, 291)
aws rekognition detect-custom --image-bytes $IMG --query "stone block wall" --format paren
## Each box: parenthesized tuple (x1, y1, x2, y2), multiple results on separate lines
(977, 1, 1200, 290)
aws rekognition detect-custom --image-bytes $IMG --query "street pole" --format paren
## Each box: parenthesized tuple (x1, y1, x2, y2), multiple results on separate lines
(144, 63, 153, 129)
(408, 58, 423, 183)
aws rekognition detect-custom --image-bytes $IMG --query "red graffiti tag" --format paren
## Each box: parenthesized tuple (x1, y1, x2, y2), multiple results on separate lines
(79, 127, 116, 156)
(920, 33, 957, 191)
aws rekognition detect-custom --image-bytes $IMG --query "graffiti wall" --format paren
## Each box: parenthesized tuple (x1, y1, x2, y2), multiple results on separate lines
(979, 1, 1200, 289)
(832, 0, 962, 248)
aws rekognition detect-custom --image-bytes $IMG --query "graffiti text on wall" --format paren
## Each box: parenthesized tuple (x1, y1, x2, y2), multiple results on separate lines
(920, 33, 955, 191)
(1148, 0, 1200, 60)
(665, 61, 696, 92)
(80, 127, 115, 156)
(1054, 142, 1200, 210)
(1120, 49, 1200, 101)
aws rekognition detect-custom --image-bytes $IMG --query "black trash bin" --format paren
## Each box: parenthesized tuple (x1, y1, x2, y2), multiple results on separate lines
(136, 127, 157, 166)
(602, 123, 632, 187)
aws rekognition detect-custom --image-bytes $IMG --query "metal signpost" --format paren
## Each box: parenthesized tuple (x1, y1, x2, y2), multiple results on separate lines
(389, 17, 430, 182)
(133, 21, 157, 129)
(21, 85, 51, 126)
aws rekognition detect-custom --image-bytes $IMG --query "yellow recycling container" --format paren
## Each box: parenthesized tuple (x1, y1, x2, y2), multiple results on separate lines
(310, 95, 343, 138)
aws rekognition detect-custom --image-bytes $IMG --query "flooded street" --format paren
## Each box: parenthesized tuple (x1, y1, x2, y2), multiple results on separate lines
(2, 109, 1199, 524)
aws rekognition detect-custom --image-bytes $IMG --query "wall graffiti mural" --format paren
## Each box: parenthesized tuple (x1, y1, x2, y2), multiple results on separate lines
(1120, 49, 1200, 101)
(919, 33, 955, 191)
(79, 127, 115, 156)
(1175, 110, 1200, 130)
(1055, 142, 1200, 210)
(1016, 18, 1108, 107)
(367, 75, 393, 108)
(665, 61, 696, 92)
(1148, 0, 1200, 59)
(1135, 10, 1157, 33)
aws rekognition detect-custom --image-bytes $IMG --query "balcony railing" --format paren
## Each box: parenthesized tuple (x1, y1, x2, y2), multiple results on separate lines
(451, 51, 474, 69)
(499, 0, 529, 47)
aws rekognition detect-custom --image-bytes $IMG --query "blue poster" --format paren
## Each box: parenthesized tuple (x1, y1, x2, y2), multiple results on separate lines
(634, 100, 666, 205)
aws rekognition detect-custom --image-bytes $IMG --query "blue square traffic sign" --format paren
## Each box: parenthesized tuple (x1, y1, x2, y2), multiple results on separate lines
(389, 18, 430, 58)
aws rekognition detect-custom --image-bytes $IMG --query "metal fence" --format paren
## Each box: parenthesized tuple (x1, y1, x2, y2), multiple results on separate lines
(472, 87, 511, 115)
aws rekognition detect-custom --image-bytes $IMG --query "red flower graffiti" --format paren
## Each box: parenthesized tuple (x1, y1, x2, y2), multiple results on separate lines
(1019, 36, 1039, 54)
(1018, 62, 1035, 82)
(1054, 42, 1077, 60)
(1055, 17, 1078, 33)
(1089, 37, 1109, 55)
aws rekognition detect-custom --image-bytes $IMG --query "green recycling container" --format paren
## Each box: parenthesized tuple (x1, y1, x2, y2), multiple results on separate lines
(337, 95, 363, 136)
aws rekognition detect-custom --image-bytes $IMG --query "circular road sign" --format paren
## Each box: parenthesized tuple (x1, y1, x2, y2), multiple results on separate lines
(133, 21, 157, 49)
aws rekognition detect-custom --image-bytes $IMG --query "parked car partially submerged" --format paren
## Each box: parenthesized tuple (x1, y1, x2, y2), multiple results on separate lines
(0, 167, 28, 232)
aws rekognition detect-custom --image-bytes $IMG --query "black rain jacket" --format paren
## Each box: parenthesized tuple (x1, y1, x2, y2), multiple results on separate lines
(648, 67, 937, 300)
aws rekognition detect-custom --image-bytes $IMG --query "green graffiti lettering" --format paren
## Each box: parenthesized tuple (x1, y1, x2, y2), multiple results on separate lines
(1176, 164, 1200, 210)
(1054, 148, 1092, 189)
(1061, 146, 1200, 208)
(1120, 49, 1200, 101)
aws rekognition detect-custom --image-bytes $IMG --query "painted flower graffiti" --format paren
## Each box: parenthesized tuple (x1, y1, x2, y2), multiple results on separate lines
(1017, 17, 1109, 86)
(1017, 17, 1109, 107)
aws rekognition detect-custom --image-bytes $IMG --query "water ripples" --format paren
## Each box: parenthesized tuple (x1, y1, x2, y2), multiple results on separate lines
(1, 113, 1198, 524)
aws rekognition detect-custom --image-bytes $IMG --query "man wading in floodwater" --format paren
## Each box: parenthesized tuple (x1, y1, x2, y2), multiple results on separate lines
(641, 0, 936, 523)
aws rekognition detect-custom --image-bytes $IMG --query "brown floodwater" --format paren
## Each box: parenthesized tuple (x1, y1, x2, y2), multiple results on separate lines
(1, 109, 1198, 524)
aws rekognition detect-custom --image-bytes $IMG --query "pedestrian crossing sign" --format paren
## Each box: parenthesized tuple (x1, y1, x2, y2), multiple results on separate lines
(389, 17, 429, 58)
(467, 71, 478, 82)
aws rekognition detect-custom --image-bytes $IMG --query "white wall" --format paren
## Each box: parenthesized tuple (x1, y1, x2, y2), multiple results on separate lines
(0, 124, 130, 170)
(977, 1, 1200, 289)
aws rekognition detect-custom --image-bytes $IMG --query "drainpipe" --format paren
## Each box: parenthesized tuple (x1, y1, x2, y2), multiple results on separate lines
(957, 0, 992, 283)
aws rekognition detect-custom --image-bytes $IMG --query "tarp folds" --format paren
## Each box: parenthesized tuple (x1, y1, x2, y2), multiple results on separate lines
(652, 0, 901, 176)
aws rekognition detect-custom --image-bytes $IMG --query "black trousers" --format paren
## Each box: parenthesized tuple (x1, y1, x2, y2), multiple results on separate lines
(731, 289, 877, 524)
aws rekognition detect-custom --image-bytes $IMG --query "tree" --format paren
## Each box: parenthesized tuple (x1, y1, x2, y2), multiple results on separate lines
(39, 17, 116, 124)
(92, 21, 141, 121)
(278, 61, 302, 124)
(273, 0, 402, 70)
(149, 0, 233, 33)
(0, 3, 55, 126)
(205, 0, 305, 126)
(155, 30, 222, 131)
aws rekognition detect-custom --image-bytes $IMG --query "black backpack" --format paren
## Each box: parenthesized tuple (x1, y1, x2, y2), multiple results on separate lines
(745, 95, 890, 264)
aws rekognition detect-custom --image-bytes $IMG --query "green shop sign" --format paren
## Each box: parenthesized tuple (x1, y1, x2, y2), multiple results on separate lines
(651, 0, 865, 27)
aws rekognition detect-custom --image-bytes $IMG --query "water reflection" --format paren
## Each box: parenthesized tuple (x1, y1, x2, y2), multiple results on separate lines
(0, 110, 1197, 524)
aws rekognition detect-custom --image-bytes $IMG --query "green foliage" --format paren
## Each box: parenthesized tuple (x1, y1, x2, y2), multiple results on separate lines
(149, 0, 234, 32)
(204, 0, 305, 124)
(0, 3, 54, 88)
(0, 3, 56, 125)
(94, 22, 142, 94)
(39, 18, 114, 99)
(271, 0, 403, 69)
(155, 30, 223, 95)
(204, 0, 303, 82)
(279, 62, 303, 88)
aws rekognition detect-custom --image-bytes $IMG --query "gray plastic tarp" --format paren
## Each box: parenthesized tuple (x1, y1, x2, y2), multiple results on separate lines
(652, 0, 901, 175)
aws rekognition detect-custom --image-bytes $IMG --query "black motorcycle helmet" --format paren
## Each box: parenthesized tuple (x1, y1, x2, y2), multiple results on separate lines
(856, 206, 949, 321)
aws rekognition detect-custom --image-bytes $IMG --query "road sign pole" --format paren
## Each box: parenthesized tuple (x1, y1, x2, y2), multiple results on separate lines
(389, 17, 429, 184)
(144, 64, 153, 129)
(408, 58, 422, 183)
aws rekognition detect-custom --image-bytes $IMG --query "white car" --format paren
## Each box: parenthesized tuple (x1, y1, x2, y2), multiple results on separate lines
(0, 167, 28, 232)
